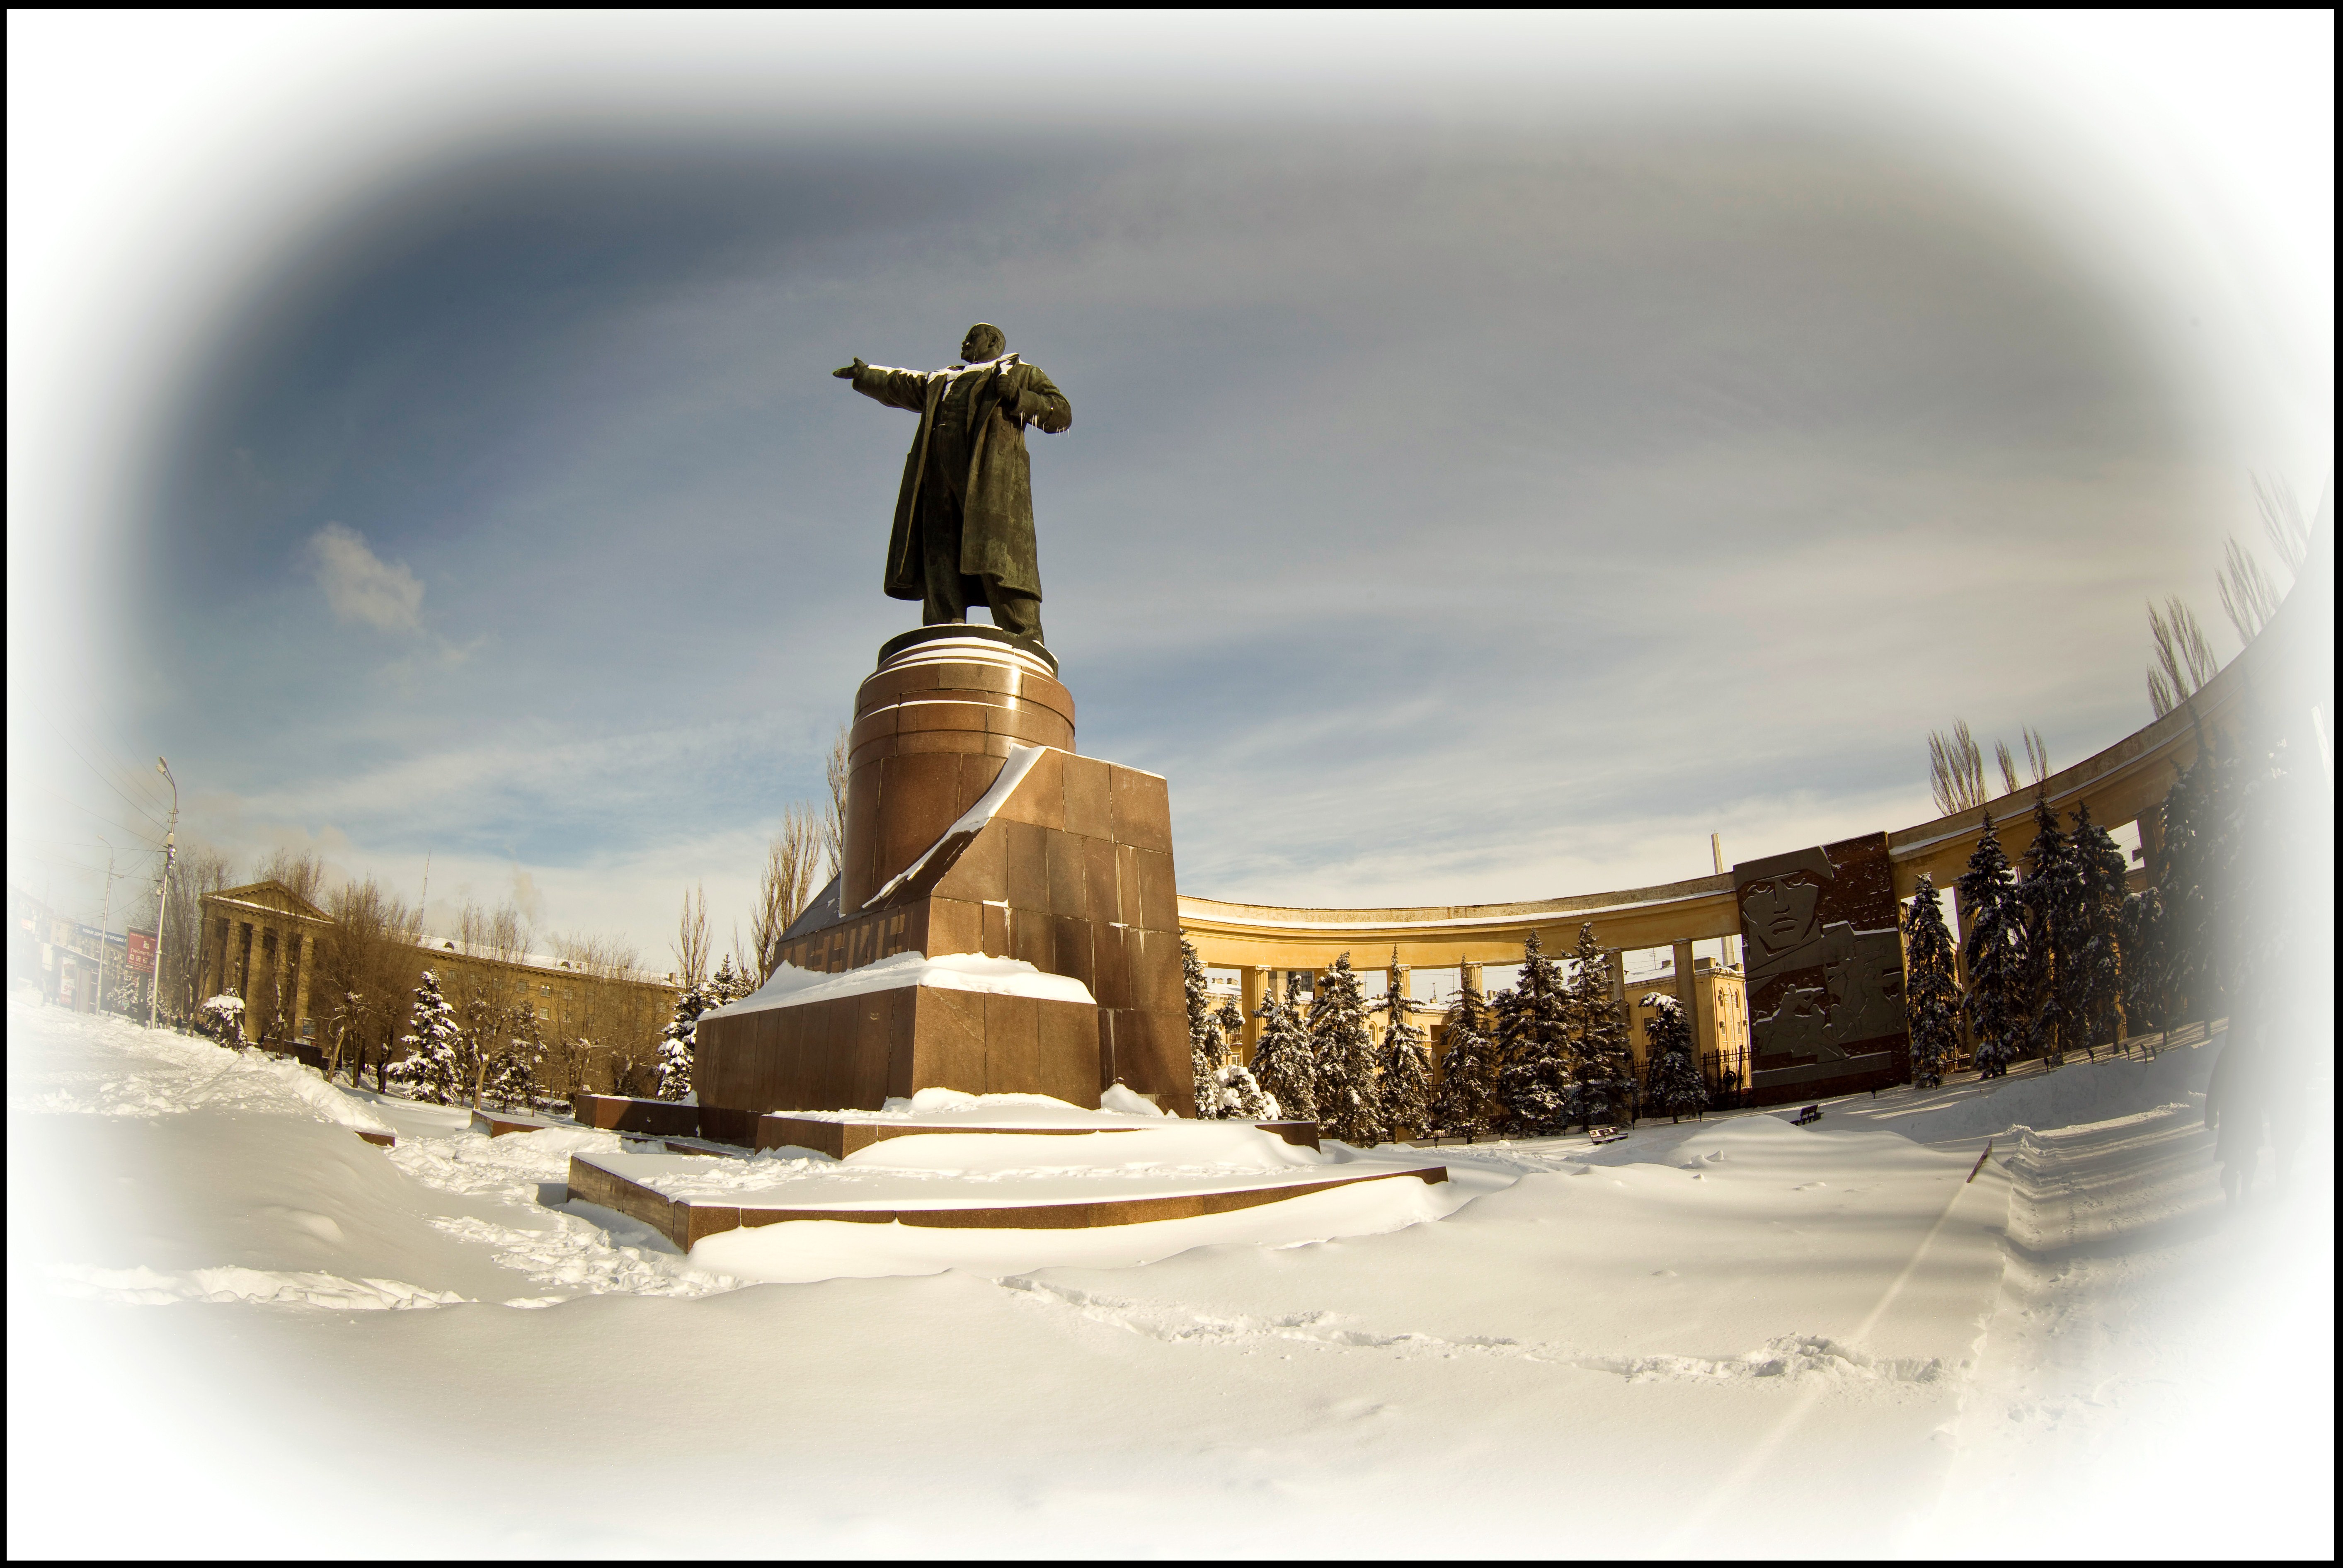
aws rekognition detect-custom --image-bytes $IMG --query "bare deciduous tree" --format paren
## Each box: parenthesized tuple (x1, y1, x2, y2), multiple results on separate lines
(2019, 726, 2049, 791)
(550, 1034, 595, 1104)
(2146, 596, 2220, 719)
(749, 802, 825, 984)
(673, 883, 710, 991)
(2217, 475, 2313, 644)
(552, 930, 639, 979)
(548, 930, 661, 1097)
(316, 877, 422, 1086)
(1928, 719, 1988, 818)
(252, 847, 327, 907)
(607, 1043, 660, 1098)
(440, 898, 531, 1106)
(824, 723, 850, 878)
(137, 845, 233, 1023)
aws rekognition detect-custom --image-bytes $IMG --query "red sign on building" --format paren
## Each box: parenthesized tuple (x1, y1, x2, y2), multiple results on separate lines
(126, 929, 157, 975)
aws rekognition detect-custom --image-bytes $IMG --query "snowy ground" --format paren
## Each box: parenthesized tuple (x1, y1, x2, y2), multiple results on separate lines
(6, 993, 2331, 1556)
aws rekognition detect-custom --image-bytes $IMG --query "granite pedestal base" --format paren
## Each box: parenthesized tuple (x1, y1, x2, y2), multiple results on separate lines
(694, 628, 1193, 1120)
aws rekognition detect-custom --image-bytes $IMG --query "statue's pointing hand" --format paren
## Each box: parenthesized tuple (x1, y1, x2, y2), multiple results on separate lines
(831, 356, 867, 380)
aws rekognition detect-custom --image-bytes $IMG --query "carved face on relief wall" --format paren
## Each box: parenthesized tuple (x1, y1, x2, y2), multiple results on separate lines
(1742, 871, 1825, 974)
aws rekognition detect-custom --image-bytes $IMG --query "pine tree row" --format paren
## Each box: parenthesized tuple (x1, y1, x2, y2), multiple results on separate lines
(1187, 926, 1644, 1146)
(1911, 775, 2221, 1080)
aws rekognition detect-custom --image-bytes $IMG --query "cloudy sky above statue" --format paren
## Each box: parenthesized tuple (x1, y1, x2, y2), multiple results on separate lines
(8, 14, 2330, 960)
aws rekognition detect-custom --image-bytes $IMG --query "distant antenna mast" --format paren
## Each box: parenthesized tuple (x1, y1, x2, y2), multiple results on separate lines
(419, 851, 431, 934)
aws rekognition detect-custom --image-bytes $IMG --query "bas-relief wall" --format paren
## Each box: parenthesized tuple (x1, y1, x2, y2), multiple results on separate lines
(1734, 831, 1910, 1104)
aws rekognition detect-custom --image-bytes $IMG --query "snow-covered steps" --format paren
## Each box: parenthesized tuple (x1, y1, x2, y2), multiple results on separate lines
(564, 1148, 1449, 1250)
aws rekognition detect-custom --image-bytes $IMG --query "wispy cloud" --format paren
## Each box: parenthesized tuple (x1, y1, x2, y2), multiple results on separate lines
(309, 522, 423, 633)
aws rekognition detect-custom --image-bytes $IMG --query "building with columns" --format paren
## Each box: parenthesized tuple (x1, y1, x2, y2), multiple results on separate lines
(196, 881, 334, 1044)
(194, 881, 678, 1084)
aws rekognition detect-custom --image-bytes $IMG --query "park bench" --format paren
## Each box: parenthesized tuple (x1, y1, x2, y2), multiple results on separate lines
(1588, 1125, 1627, 1145)
(1792, 1105, 1822, 1126)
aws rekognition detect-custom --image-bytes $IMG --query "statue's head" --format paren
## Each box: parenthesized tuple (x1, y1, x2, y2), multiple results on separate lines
(960, 322, 1006, 363)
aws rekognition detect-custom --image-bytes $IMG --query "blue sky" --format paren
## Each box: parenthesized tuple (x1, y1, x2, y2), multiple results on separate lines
(9, 15, 2331, 966)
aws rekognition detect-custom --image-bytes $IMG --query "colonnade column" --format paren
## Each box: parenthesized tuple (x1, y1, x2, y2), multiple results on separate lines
(290, 932, 311, 1042)
(1241, 966, 1268, 1052)
(269, 924, 289, 1039)
(235, 923, 255, 1039)
(1672, 938, 1697, 1042)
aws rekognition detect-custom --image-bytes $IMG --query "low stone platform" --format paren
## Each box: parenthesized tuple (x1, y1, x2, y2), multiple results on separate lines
(569, 1093, 700, 1138)
(470, 1108, 567, 1139)
(564, 1150, 1447, 1251)
(354, 1128, 396, 1149)
(755, 1113, 1321, 1158)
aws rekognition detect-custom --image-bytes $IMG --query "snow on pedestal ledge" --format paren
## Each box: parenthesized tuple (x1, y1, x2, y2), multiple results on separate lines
(700, 950, 1096, 1025)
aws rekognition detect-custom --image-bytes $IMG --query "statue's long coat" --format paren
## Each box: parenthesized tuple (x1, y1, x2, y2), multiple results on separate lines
(850, 355, 1072, 603)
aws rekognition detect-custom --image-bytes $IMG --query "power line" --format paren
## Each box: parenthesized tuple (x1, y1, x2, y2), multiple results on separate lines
(24, 702, 173, 831)
(31, 790, 166, 850)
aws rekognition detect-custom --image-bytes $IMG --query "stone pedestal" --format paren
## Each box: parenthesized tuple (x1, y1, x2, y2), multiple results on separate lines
(694, 626, 1195, 1121)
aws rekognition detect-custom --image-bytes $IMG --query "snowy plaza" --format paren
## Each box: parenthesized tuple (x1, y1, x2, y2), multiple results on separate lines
(10, 994, 2329, 1555)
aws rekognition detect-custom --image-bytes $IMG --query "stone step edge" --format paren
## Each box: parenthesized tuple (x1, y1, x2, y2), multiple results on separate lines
(562, 1154, 1446, 1251)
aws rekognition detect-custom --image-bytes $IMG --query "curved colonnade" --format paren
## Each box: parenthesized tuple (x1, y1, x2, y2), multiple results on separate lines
(1179, 548, 2331, 994)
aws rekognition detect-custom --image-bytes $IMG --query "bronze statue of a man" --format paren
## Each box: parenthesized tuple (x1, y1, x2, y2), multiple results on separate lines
(833, 323, 1071, 649)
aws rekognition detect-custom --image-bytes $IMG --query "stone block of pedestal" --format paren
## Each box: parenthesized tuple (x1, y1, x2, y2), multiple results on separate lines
(695, 625, 1192, 1119)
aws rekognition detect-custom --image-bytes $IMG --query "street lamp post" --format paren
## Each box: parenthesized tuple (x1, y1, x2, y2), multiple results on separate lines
(147, 758, 178, 1031)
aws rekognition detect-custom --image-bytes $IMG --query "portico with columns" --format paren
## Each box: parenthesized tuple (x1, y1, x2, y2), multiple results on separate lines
(196, 881, 335, 1045)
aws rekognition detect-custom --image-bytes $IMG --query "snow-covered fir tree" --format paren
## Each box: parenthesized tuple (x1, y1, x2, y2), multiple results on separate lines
(1307, 954, 1378, 1144)
(1569, 924, 1635, 1128)
(2072, 803, 2130, 1057)
(2154, 733, 2233, 1025)
(657, 975, 714, 1103)
(1180, 938, 1229, 1114)
(1495, 932, 1573, 1135)
(708, 954, 755, 1008)
(2118, 887, 2167, 1034)
(1957, 812, 2026, 1078)
(1250, 974, 1316, 1122)
(1374, 949, 1432, 1143)
(1213, 998, 1246, 1061)
(1639, 994, 1707, 1122)
(391, 970, 466, 1105)
(1431, 976, 1497, 1140)
(1902, 873, 1960, 1088)
(2019, 794, 2084, 1067)
(1205, 997, 1278, 1120)
(487, 1001, 545, 1112)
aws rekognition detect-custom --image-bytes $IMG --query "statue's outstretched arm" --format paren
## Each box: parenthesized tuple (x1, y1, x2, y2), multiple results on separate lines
(837, 360, 932, 413)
